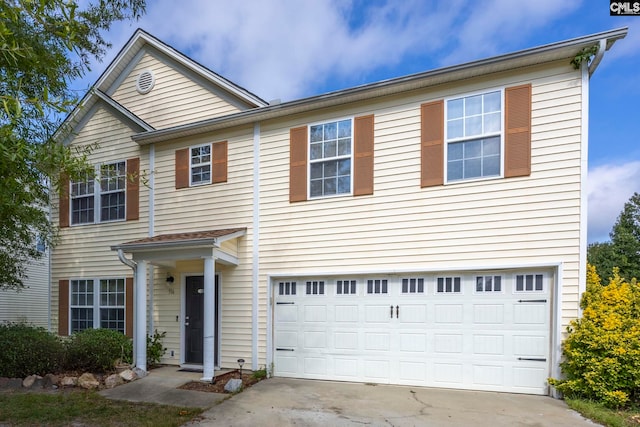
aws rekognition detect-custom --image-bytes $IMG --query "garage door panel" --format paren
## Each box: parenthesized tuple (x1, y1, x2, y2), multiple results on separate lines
(335, 305, 358, 322)
(273, 273, 551, 395)
(435, 304, 463, 323)
(399, 333, 427, 352)
(473, 334, 505, 355)
(434, 333, 463, 353)
(473, 304, 505, 323)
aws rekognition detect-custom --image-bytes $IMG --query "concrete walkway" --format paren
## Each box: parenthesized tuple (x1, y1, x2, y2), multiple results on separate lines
(185, 378, 600, 427)
(99, 366, 227, 408)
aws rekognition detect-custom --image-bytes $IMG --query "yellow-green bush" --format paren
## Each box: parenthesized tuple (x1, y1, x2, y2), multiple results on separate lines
(549, 265, 640, 408)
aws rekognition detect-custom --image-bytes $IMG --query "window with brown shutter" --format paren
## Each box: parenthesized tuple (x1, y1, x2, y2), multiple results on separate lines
(58, 279, 69, 336)
(212, 141, 228, 184)
(504, 84, 532, 178)
(175, 148, 189, 189)
(421, 101, 444, 187)
(126, 157, 139, 221)
(290, 126, 308, 202)
(59, 175, 70, 228)
(354, 115, 374, 196)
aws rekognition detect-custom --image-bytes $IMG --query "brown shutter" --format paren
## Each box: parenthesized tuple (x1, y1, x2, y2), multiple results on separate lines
(58, 280, 69, 336)
(421, 100, 444, 187)
(353, 115, 375, 196)
(126, 157, 140, 221)
(504, 84, 532, 178)
(175, 148, 189, 189)
(59, 175, 69, 228)
(290, 126, 308, 202)
(212, 141, 228, 184)
(125, 277, 134, 338)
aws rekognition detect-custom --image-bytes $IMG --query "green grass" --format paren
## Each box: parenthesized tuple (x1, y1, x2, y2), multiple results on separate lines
(566, 398, 640, 427)
(0, 390, 203, 427)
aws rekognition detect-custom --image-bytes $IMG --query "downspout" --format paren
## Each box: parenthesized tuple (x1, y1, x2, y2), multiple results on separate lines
(117, 249, 137, 367)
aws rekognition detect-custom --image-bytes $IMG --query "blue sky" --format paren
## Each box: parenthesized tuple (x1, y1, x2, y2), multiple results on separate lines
(78, 0, 640, 243)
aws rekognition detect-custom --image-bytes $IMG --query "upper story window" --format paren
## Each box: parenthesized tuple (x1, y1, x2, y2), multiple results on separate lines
(446, 90, 502, 182)
(190, 144, 211, 186)
(309, 119, 352, 198)
(71, 161, 126, 225)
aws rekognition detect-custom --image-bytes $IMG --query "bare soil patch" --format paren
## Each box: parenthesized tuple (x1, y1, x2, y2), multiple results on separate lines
(178, 369, 262, 393)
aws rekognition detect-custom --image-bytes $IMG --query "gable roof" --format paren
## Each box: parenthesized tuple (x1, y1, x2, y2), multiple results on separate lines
(60, 28, 268, 143)
(132, 27, 627, 146)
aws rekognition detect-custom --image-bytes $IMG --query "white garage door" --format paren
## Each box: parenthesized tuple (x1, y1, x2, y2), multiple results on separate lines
(273, 273, 550, 395)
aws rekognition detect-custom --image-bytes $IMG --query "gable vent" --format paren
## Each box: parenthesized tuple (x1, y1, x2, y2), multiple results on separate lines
(136, 70, 155, 94)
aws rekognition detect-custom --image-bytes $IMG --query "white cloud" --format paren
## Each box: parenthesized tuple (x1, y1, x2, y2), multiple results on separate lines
(587, 161, 640, 243)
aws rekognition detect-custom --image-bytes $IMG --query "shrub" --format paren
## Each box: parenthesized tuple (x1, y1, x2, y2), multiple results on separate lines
(65, 328, 132, 373)
(549, 265, 640, 408)
(0, 323, 65, 377)
(146, 330, 166, 367)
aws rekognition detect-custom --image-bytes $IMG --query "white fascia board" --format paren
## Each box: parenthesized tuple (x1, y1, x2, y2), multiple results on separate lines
(94, 90, 154, 131)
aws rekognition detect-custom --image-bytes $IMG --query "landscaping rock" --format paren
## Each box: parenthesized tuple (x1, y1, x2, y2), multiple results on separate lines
(133, 367, 147, 378)
(78, 373, 100, 389)
(60, 376, 78, 387)
(0, 377, 23, 390)
(43, 373, 59, 389)
(104, 374, 124, 389)
(22, 375, 43, 389)
(119, 369, 137, 382)
(224, 378, 243, 393)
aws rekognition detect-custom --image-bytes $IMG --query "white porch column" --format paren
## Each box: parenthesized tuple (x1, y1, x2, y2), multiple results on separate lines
(135, 260, 148, 372)
(202, 256, 216, 381)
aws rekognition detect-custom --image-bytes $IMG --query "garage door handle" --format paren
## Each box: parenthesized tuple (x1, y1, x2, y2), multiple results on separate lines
(396, 305, 399, 318)
(390, 305, 393, 318)
(517, 299, 547, 303)
(276, 302, 295, 305)
(518, 357, 546, 362)
(276, 348, 295, 352)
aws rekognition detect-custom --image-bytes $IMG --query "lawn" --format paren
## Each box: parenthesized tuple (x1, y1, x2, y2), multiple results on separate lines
(567, 398, 640, 427)
(0, 390, 203, 427)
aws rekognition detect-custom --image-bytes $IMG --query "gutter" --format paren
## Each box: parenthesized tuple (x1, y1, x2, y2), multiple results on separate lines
(588, 39, 608, 77)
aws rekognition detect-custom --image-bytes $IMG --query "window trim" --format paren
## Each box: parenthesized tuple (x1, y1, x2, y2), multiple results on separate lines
(307, 116, 354, 200)
(443, 87, 505, 184)
(189, 143, 212, 187)
(70, 160, 127, 226)
(69, 277, 127, 334)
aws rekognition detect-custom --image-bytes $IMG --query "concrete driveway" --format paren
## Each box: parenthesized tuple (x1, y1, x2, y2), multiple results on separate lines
(186, 378, 598, 426)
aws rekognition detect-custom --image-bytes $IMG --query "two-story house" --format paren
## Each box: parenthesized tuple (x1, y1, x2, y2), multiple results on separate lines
(51, 27, 627, 396)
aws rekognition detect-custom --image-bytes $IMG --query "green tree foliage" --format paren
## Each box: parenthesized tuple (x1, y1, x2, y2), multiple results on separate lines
(549, 265, 640, 408)
(588, 192, 640, 282)
(0, 0, 145, 290)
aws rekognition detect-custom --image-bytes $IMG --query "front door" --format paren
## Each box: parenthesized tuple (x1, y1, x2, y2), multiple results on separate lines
(185, 275, 219, 365)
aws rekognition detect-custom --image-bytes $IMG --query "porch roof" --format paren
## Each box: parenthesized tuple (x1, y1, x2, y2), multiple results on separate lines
(112, 228, 246, 251)
(111, 228, 246, 266)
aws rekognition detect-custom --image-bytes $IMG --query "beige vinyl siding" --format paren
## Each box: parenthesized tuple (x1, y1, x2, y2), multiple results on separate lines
(110, 52, 245, 129)
(51, 106, 149, 334)
(0, 254, 49, 328)
(151, 128, 255, 368)
(258, 61, 583, 337)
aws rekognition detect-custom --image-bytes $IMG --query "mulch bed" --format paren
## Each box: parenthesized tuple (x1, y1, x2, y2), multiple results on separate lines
(178, 369, 262, 393)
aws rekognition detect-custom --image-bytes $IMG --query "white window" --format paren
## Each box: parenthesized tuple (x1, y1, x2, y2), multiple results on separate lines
(190, 144, 211, 186)
(515, 274, 544, 292)
(446, 90, 502, 182)
(336, 279, 357, 295)
(437, 277, 461, 293)
(401, 278, 425, 294)
(309, 119, 352, 198)
(367, 279, 388, 294)
(476, 275, 502, 292)
(71, 161, 126, 225)
(278, 281, 297, 296)
(70, 278, 126, 334)
(306, 280, 325, 295)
